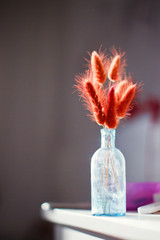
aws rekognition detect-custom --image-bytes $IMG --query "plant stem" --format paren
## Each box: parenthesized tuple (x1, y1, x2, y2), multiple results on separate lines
(110, 155, 119, 191)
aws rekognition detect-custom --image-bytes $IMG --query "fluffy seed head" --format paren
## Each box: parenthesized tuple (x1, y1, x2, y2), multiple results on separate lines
(91, 51, 107, 84)
(85, 81, 105, 125)
(115, 80, 129, 102)
(117, 84, 136, 118)
(105, 86, 118, 129)
(108, 55, 120, 82)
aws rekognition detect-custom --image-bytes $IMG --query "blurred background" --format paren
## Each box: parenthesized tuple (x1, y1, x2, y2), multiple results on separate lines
(0, 0, 160, 239)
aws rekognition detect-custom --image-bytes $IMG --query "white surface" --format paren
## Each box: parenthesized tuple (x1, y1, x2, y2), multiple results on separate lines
(138, 202, 160, 214)
(41, 208, 160, 240)
(55, 225, 114, 240)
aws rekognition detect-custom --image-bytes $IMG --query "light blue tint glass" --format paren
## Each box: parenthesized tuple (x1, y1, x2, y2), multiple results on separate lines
(91, 128, 126, 216)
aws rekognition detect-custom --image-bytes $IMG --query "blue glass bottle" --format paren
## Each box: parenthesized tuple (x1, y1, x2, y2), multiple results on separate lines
(91, 128, 126, 216)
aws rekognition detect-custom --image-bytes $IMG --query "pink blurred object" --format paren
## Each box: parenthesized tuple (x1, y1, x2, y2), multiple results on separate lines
(126, 182, 160, 211)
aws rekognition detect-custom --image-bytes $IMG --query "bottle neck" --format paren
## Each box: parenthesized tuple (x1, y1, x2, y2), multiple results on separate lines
(101, 128, 115, 148)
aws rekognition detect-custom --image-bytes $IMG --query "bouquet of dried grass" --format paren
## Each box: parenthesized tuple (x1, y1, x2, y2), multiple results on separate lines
(75, 48, 140, 128)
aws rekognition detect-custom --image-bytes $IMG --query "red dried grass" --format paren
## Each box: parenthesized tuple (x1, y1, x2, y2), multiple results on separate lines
(75, 71, 94, 115)
(117, 84, 136, 118)
(85, 81, 105, 125)
(105, 86, 118, 129)
(75, 69, 107, 125)
(74, 47, 139, 128)
(91, 51, 107, 85)
(115, 80, 129, 102)
(108, 55, 120, 82)
(108, 48, 126, 82)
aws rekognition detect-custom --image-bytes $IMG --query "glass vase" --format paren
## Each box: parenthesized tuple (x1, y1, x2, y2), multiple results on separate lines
(91, 128, 126, 216)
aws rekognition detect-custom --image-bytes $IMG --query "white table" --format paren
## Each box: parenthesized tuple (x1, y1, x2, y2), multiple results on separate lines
(41, 203, 160, 240)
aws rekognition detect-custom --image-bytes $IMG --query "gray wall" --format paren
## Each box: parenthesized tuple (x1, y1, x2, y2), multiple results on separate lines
(0, 0, 160, 239)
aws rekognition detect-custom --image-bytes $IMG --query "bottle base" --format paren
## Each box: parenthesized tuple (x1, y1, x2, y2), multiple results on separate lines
(93, 213, 126, 217)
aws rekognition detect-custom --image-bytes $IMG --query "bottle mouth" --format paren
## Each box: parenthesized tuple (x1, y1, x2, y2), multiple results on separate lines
(100, 128, 115, 148)
(101, 128, 116, 134)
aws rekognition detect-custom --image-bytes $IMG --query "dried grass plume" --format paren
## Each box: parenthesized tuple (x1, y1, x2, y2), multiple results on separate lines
(74, 47, 140, 129)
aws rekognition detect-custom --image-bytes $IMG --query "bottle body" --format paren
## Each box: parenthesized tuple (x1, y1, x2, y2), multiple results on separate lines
(91, 129, 126, 216)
